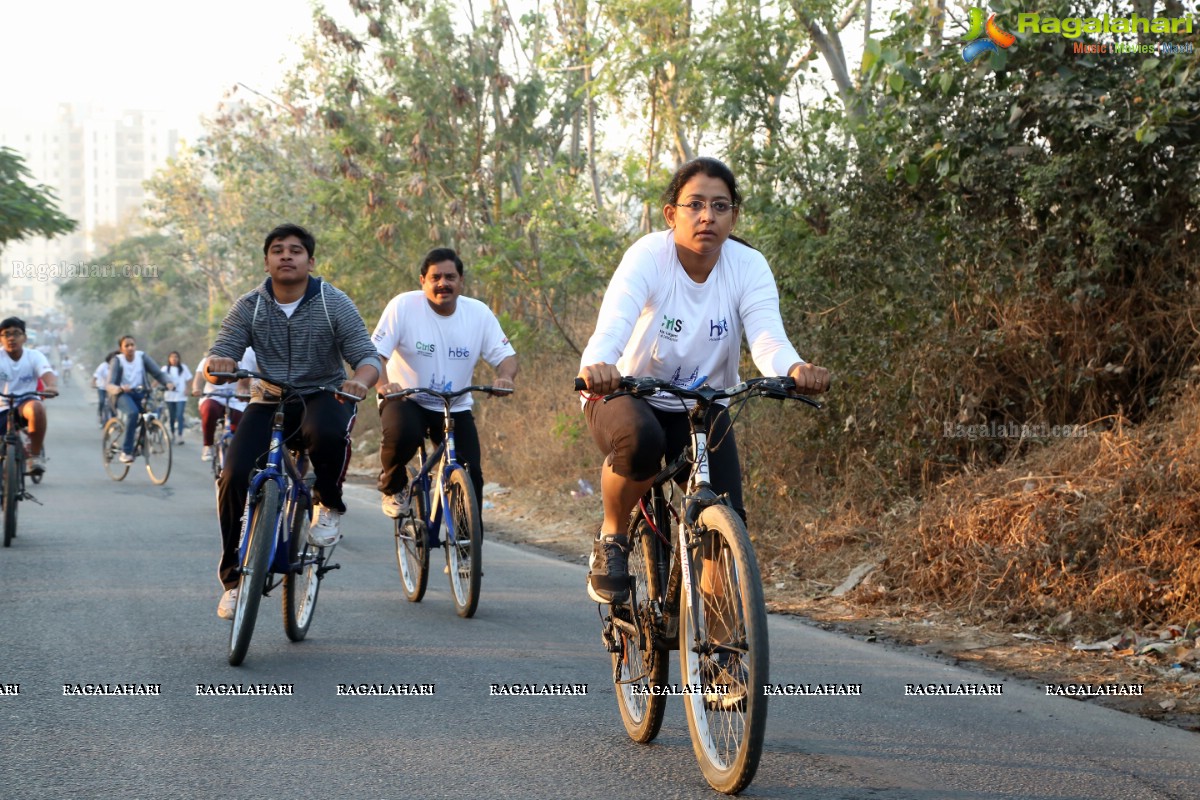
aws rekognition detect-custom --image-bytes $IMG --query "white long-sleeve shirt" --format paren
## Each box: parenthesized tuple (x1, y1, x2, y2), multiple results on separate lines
(580, 230, 804, 411)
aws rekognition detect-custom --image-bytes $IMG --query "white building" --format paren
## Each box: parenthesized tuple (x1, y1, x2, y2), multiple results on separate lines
(0, 104, 179, 319)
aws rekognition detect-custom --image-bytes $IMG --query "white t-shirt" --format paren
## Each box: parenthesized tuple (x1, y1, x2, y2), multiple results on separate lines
(197, 348, 256, 412)
(163, 363, 193, 402)
(579, 229, 804, 411)
(371, 292, 516, 412)
(113, 351, 146, 389)
(93, 362, 110, 387)
(0, 349, 54, 410)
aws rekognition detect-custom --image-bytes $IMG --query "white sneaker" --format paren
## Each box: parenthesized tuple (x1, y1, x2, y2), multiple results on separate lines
(309, 504, 342, 547)
(118, 452, 135, 464)
(381, 492, 410, 519)
(28, 454, 46, 474)
(217, 588, 238, 620)
(201, 446, 212, 462)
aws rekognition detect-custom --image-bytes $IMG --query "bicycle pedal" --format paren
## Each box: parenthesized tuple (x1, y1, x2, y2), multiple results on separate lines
(316, 562, 341, 577)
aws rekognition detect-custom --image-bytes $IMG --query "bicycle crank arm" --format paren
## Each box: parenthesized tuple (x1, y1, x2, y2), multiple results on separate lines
(19, 491, 42, 505)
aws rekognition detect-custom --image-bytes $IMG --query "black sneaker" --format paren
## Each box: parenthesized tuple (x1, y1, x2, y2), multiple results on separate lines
(587, 533, 630, 603)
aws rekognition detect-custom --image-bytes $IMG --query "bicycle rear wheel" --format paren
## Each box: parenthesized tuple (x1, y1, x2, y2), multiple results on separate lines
(2, 445, 19, 547)
(144, 418, 172, 484)
(229, 480, 279, 666)
(282, 493, 319, 641)
(679, 504, 769, 795)
(395, 468, 429, 602)
(612, 513, 669, 742)
(444, 468, 482, 618)
(101, 419, 129, 481)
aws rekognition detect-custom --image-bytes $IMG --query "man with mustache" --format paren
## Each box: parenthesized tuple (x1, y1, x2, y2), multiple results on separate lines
(370, 247, 518, 521)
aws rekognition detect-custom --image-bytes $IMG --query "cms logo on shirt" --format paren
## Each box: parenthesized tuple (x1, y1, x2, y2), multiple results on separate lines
(416, 341, 436, 356)
(661, 316, 683, 333)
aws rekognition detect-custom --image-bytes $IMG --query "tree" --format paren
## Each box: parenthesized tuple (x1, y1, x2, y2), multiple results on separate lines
(0, 146, 76, 251)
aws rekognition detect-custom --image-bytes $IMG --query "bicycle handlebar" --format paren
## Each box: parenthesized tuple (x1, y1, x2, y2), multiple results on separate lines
(573, 375, 822, 409)
(382, 385, 514, 402)
(209, 371, 364, 403)
(0, 390, 57, 401)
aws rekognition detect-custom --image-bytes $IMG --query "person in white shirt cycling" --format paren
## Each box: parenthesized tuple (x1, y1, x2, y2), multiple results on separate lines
(162, 351, 193, 445)
(370, 247, 518, 520)
(576, 157, 831, 603)
(192, 349, 255, 461)
(106, 335, 175, 464)
(0, 317, 58, 474)
(91, 351, 117, 425)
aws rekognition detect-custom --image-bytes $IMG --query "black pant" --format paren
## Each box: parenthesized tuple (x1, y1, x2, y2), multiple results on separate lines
(584, 394, 745, 520)
(217, 393, 356, 589)
(377, 398, 484, 512)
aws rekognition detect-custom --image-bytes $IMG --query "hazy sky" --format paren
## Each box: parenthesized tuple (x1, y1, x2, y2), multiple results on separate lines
(1, 0, 348, 140)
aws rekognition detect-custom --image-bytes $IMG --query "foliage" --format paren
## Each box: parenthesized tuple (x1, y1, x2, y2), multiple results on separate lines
(0, 146, 76, 251)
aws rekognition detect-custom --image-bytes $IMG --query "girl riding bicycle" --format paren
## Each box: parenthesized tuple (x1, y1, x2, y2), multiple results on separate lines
(575, 157, 830, 603)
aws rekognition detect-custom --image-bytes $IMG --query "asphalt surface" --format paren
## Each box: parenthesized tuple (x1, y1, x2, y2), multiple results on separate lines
(1, 385, 1197, 799)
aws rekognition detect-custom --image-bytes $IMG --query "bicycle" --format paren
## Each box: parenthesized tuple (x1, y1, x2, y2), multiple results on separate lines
(384, 385, 511, 618)
(210, 395, 250, 482)
(213, 370, 360, 666)
(1, 390, 56, 547)
(573, 374, 821, 795)
(101, 387, 172, 484)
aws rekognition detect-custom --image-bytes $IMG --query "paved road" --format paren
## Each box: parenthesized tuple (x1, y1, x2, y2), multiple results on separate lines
(1, 386, 1197, 799)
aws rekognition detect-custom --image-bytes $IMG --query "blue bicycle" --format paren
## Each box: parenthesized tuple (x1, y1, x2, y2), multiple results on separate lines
(384, 385, 511, 618)
(213, 370, 360, 666)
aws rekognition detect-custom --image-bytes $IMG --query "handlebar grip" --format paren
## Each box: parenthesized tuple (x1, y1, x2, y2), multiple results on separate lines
(573, 377, 587, 392)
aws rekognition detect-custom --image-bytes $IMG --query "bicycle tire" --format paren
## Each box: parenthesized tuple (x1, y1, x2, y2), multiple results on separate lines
(2, 444, 18, 547)
(212, 434, 226, 481)
(444, 468, 482, 618)
(228, 480, 279, 666)
(613, 514, 669, 742)
(144, 418, 172, 485)
(282, 493, 319, 641)
(679, 504, 769, 795)
(395, 467, 429, 602)
(101, 418, 129, 481)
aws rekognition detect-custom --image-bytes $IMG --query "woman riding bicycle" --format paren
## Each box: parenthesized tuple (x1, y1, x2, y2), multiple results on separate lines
(106, 336, 175, 464)
(576, 157, 830, 603)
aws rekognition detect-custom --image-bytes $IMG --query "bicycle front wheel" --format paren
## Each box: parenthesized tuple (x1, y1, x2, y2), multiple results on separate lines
(143, 418, 172, 485)
(2, 446, 19, 547)
(101, 419, 129, 481)
(444, 468, 482, 618)
(282, 494, 319, 641)
(613, 515, 669, 742)
(229, 480, 279, 666)
(395, 467, 429, 602)
(679, 504, 769, 795)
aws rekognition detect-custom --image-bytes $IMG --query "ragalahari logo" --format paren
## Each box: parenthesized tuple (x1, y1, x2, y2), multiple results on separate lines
(963, 8, 1017, 62)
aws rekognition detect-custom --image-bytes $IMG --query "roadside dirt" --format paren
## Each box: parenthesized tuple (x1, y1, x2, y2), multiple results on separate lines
(473, 483, 1200, 735)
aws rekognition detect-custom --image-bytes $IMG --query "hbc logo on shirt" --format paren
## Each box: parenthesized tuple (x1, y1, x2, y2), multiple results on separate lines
(447, 347, 471, 360)
(709, 318, 729, 341)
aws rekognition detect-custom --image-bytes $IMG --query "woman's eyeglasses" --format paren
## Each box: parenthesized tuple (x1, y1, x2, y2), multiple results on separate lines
(672, 200, 737, 215)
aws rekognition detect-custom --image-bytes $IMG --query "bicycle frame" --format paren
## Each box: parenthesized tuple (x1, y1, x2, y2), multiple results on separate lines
(236, 404, 315, 583)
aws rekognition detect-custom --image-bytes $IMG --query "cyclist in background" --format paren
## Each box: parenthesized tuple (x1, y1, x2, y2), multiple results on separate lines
(575, 157, 830, 603)
(205, 223, 379, 620)
(162, 351, 193, 445)
(92, 350, 118, 426)
(0, 317, 58, 474)
(370, 247, 518, 520)
(192, 349, 255, 462)
(107, 336, 175, 464)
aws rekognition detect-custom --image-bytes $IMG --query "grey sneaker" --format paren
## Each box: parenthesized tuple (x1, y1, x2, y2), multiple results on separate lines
(118, 452, 135, 464)
(586, 533, 630, 603)
(381, 491, 410, 519)
(28, 454, 46, 474)
(217, 588, 238, 620)
(309, 504, 342, 547)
